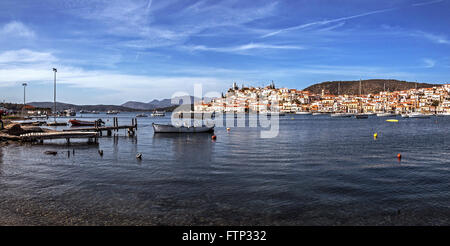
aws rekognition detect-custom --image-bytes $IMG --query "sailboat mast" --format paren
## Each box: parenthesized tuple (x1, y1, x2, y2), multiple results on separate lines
(359, 79, 362, 95)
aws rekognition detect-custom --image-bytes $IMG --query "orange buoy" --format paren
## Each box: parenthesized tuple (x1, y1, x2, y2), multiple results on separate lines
(226, 128, 230, 131)
(211, 135, 217, 140)
(397, 153, 402, 159)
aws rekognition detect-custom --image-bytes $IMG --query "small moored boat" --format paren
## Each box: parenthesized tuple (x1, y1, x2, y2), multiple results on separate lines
(69, 119, 105, 126)
(152, 123, 214, 133)
(331, 113, 352, 118)
(408, 112, 431, 118)
(312, 112, 325, 116)
(355, 114, 368, 119)
(106, 110, 119, 115)
(376, 112, 397, 117)
(47, 121, 68, 126)
(151, 111, 165, 117)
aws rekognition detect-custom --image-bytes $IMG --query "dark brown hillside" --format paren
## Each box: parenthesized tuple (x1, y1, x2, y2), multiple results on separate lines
(303, 79, 440, 95)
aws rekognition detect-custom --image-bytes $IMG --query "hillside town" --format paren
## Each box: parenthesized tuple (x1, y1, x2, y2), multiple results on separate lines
(194, 82, 450, 115)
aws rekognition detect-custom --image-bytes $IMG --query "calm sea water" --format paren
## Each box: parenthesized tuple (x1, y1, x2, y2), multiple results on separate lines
(0, 113, 449, 225)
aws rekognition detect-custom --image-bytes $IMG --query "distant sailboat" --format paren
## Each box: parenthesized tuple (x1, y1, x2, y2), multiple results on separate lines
(377, 82, 396, 117)
(355, 79, 368, 119)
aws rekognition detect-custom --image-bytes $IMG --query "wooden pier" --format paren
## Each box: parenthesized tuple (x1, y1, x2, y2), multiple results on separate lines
(20, 131, 99, 144)
(62, 117, 137, 137)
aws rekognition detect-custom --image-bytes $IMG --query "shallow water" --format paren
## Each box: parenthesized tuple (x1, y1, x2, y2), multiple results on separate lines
(0, 113, 449, 225)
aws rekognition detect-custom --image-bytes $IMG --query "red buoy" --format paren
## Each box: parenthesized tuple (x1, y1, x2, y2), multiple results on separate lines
(211, 135, 217, 140)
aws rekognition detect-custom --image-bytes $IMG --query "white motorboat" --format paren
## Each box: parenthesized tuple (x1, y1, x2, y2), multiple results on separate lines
(401, 114, 409, 118)
(312, 112, 326, 116)
(330, 113, 352, 118)
(64, 109, 76, 117)
(295, 111, 312, 115)
(136, 113, 148, 117)
(106, 110, 119, 115)
(408, 112, 431, 118)
(376, 112, 397, 117)
(151, 111, 165, 117)
(152, 123, 214, 133)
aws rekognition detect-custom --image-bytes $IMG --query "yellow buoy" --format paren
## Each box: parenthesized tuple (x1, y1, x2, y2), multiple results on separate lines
(386, 119, 398, 122)
(373, 133, 378, 139)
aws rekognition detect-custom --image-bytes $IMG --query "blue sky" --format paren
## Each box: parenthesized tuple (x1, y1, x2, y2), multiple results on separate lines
(0, 0, 449, 104)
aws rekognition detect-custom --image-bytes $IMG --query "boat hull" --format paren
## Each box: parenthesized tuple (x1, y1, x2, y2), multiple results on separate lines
(355, 114, 368, 119)
(409, 114, 431, 118)
(152, 123, 214, 133)
(69, 120, 96, 126)
(376, 113, 397, 117)
(331, 113, 352, 118)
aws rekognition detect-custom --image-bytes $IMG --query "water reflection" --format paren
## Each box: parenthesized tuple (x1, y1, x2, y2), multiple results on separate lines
(2, 113, 450, 225)
(153, 133, 214, 162)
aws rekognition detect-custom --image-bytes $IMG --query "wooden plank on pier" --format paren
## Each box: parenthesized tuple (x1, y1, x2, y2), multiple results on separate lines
(20, 131, 98, 141)
(62, 125, 136, 132)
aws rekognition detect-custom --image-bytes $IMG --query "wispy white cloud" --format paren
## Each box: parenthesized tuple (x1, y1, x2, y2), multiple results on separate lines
(416, 31, 450, 44)
(0, 48, 228, 102)
(0, 62, 230, 102)
(186, 43, 305, 53)
(412, 0, 444, 7)
(423, 58, 436, 68)
(261, 7, 396, 38)
(378, 26, 450, 45)
(63, 0, 279, 49)
(0, 49, 56, 64)
(0, 21, 35, 38)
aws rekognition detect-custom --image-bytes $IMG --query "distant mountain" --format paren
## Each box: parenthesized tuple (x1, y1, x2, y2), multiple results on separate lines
(28, 102, 136, 112)
(27, 96, 209, 112)
(120, 101, 154, 110)
(121, 96, 206, 110)
(303, 79, 440, 95)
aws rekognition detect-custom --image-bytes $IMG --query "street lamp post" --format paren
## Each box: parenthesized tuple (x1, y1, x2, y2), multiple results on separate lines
(22, 83, 27, 116)
(53, 68, 57, 122)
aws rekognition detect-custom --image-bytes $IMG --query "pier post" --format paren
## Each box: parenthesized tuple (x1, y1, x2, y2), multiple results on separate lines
(107, 130, 112, 136)
(66, 138, 70, 145)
